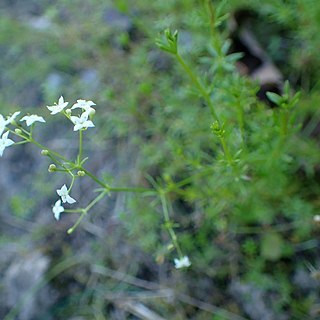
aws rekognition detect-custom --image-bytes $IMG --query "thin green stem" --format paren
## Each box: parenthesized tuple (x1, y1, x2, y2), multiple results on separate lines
(78, 129, 83, 165)
(67, 191, 108, 234)
(47, 152, 69, 170)
(220, 136, 233, 166)
(172, 167, 214, 189)
(159, 192, 182, 257)
(175, 53, 220, 123)
(29, 138, 69, 162)
(9, 128, 29, 141)
(175, 52, 236, 165)
(86, 190, 108, 211)
(13, 124, 31, 137)
(80, 167, 109, 189)
(69, 174, 76, 190)
(67, 210, 89, 234)
(10, 128, 70, 164)
(205, 0, 216, 38)
(12, 140, 29, 145)
(109, 186, 153, 193)
(237, 103, 246, 149)
(280, 110, 289, 137)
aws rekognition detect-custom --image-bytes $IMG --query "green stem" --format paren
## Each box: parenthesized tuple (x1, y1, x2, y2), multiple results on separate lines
(175, 52, 236, 164)
(80, 168, 109, 189)
(67, 191, 108, 234)
(109, 186, 153, 193)
(86, 190, 108, 211)
(220, 136, 233, 166)
(79, 167, 153, 194)
(237, 103, 246, 148)
(173, 167, 214, 189)
(29, 138, 69, 162)
(175, 53, 220, 123)
(205, 0, 216, 37)
(78, 129, 83, 165)
(159, 192, 182, 257)
(280, 110, 289, 137)
(69, 174, 76, 190)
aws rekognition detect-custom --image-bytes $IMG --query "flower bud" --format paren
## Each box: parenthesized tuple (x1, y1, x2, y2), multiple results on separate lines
(77, 170, 85, 177)
(15, 128, 22, 135)
(41, 149, 49, 156)
(65, 109, 72, 115)
(88, 109, 95, 116)
(167, 243, 174, 251)
(48, 164, 57, 172)
(210, 121, 225, 138)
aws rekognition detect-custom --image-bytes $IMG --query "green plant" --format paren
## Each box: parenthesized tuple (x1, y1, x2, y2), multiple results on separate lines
(2, 0, 320, 318)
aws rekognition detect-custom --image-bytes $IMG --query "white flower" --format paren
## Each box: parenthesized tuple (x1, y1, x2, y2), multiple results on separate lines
(20, 114, 46, 126)
(314, 215, 320, 222)
(47, 96, 68, 115)
(56, 184, 76, 204)
(0, 115, 6, 136)
(174, 256, 191, 269)
(71, 99, 96, 116)
(52, 199, 64, 220)
(0, 111, 21, 135)
(70, 112, 95, 131)
(0, 131, 14, 156)
(6, 111, 21, 124)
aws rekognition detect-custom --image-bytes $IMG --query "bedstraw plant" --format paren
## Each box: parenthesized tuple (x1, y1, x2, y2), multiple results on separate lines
(3, 0, 320, 318)
(0, 95, 193, 268)
(0, 1, 307, 275)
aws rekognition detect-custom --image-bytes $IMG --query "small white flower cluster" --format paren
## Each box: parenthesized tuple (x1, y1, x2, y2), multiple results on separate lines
(0, 111, 45, 156)
(52, 184, 77, 220)
(47, 96, 96, 220)
(47, 96, 95, 131)
(0, 112, 20, 156)
(174, 256, 191, 269)
(0, 96, 96, 221)
(0, 96, 96, 156)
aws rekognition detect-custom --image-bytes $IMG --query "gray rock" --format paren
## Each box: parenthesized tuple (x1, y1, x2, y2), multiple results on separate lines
(27, 16, 52, 31)
(103, 8, 133, 33)
(293, 268, 320, 292)
(44, 72, 65, 94)
(80, 69, 100, 95)
(178, 31, 194, 53)
(148, 50, 173, 72)
(3, 251, 53, 320)
(229, 280, 286, 320)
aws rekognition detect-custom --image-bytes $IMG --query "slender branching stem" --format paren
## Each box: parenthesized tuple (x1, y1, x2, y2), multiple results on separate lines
(159, 192, 182, 257)
(175, 53, 220, 123)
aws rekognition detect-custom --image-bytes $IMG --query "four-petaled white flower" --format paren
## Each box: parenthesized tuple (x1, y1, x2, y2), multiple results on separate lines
(0, 111, 21, 135)
(47, 96, 68, 115)
(71, 99, 96, 116)
(7, 111, 21, 123)
(174, 256, 191, 269)
(70, 112, 95, 131)
(0, 131, 14, 156)
(56, 184, 76, 204)
(52, 199, 64, 220)
(20, 114, 46, 126)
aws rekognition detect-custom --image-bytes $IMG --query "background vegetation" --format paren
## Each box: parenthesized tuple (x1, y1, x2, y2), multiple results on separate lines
(1, 0, 320, 319)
